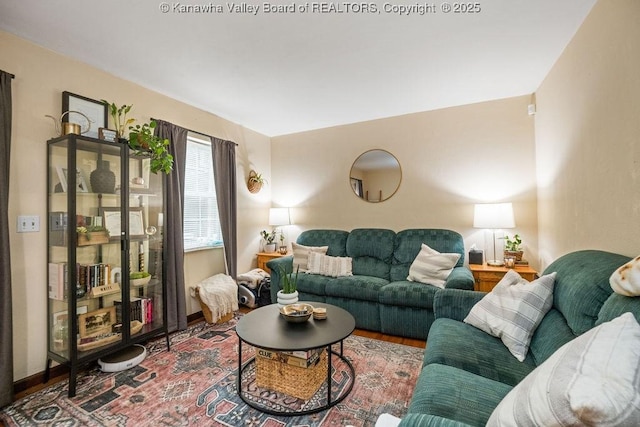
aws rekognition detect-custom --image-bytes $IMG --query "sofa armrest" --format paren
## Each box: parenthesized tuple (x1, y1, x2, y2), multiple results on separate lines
(266, 256, 293, 302)
(398, 414, 474, 427)
(433, 289, 486, 321)
(443, 266, 474, 290)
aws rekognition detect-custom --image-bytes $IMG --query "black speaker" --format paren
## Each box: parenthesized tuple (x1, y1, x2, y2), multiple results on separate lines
(469, 249, 483, 265)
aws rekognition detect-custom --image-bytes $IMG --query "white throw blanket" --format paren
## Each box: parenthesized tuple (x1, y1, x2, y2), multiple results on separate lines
(196, 274, 239, 322)
(237, 268, 270, 289)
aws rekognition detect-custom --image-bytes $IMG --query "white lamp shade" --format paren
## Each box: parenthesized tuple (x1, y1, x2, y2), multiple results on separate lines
(473, 203, 515, 229)
(269, 208, 291, 226)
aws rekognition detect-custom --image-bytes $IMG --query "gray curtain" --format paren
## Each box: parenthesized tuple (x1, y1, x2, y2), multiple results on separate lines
(0, 70, 14, 407)
(211, 138, 237, 278)
(155, 120, 188, 332)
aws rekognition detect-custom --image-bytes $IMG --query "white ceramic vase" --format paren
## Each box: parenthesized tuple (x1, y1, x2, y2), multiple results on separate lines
(264, 243, 276, 253)
(277, 290, 299, 307)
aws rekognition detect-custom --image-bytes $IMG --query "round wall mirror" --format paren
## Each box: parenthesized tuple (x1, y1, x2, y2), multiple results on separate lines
(349, 149, 402, 202)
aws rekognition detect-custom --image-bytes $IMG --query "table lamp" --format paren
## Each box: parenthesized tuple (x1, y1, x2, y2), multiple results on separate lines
(269, 208, 292, 254)
(473, 203, 515, 266)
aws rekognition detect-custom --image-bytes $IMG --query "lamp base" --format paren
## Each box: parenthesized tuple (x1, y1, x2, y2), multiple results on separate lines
(487, 259, 505, 267)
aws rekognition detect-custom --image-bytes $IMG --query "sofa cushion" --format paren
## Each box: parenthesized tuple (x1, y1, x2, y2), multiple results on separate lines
(488, 312, 640, 426)
(424, 318, 537, 386)
(527, 308, 577, 366)
(295, 273, 331, 296)
(408, 364, 512, 427)
(291, 242, 328, 272)
(380, 280, 439, 309)
(325, 275, 389, 302)
(346, 228, 395, 280)
(407, 243, 460, 288)
(391, 229, 465, 282)
(307, 252, 353, 277)
(296, 229, 349, 257)
(545, 250, 631, 336)
(464, 271, 556, 362)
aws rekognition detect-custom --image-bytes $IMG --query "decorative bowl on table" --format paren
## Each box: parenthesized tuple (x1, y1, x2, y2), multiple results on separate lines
(279, 303, 314, 323)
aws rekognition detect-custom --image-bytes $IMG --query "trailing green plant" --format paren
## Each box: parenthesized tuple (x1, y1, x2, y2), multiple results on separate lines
(128, 120, 174, 174)
(279, 265, 299, 294)
(101, 100, 135, 138)
(502, 234, 522, 251)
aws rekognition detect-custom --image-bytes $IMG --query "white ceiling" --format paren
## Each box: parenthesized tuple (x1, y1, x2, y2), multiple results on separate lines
(0, 0, 596, 136)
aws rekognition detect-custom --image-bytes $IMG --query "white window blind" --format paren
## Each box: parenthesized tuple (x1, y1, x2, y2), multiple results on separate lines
(183, 134, 223, 251)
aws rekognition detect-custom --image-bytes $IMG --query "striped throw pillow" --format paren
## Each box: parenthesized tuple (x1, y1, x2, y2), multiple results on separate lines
(307, 252, 353, 278)
(407, 243, 460, 288)
(488, 312, 640, 426)
(464, 269, 556, 361)
(292, 242, 328, 272)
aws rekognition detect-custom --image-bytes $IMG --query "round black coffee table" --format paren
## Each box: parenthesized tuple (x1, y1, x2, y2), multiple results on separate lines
(236, 302, 356, 416)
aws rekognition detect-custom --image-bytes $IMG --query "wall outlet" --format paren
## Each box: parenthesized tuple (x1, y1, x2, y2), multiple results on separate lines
(17, 215, 40, 232)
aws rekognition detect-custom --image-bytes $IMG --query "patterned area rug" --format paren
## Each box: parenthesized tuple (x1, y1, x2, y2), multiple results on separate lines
(0, 314, 423, 426)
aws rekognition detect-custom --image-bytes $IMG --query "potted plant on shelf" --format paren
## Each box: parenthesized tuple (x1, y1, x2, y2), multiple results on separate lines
(247, 170, 266, 193)
(76, 225, 110, 246)
(260, 229, 277, 253)
(503, 234, 524, 261)
(276, 265, 299, 307)
(130, 271, 151, 287)
(128, 121, 174, 174)
(102, 101, 135, 139)
(278, 231, 287, 254)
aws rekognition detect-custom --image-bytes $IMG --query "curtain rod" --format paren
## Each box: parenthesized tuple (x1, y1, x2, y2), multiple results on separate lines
(152, 118, 238, 146)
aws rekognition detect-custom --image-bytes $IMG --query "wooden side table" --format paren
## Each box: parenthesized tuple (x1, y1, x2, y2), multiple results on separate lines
(469, 263, 538, 292)
(257, 252, 288, 273)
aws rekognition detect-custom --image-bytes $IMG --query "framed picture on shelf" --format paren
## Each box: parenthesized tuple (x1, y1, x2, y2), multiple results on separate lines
(78, 306, 116, 338)
(55, 167, 89, 193)
(62, 91, 107, 139)
(101, 207, 146, 239)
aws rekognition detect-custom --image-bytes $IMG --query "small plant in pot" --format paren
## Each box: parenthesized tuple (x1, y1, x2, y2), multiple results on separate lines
(247, 170, 266, 193)
(260, 229, 277, 253)
(276, 265, 299, 307)
(503, 234, 523, 261)
(128, 121, 174, 174)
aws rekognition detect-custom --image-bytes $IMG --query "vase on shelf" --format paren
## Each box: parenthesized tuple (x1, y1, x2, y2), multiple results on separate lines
(90, 160, 115, 194)
(264, 243, 276, 253)
(277, 290, 299, 308)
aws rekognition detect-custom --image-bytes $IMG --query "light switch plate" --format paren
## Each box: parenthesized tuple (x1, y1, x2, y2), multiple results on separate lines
(17, 215, 40, 232)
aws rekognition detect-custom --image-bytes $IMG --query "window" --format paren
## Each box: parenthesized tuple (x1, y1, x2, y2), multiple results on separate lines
(183, 134, 223, 251)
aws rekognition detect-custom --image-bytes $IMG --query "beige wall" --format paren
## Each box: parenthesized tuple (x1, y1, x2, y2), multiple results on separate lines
(0, 30, 271, 381)
(271, 95, 539, 266)
(535, 0, 640, 269)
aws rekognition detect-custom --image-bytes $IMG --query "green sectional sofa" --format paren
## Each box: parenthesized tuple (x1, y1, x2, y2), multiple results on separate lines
(267, 228, 474, 340)
(399, 250, 640, 427)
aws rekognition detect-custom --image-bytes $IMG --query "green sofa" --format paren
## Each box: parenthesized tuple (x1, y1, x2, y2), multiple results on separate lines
(399, 250, 640, 427)
(267, 228, 474, 340)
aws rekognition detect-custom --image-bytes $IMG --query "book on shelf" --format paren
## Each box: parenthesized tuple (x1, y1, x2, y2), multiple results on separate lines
(114, 297, 153, 325)
(256, 347, 323, 368)
(48, 262, 68, 300)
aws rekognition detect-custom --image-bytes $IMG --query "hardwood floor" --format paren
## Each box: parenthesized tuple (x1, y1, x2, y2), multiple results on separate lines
(13, 307, 425, 401)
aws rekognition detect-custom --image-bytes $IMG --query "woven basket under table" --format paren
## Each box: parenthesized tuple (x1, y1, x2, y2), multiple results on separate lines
(256, 350, 327, 400)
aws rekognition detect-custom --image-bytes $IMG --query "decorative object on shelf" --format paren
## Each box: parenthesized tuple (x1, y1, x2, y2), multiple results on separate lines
(46, 110, 92, 137)
(98, 128, 118, 142)
(279, 303, 314, 323)
(101, 101, 134, 139)
(52, 314, 69, 352)
(130, 271, 151, 287)
(90, 160, 116, 194)
(260, 229, 277, 253)
(502, 234, 524, 261)
(76, 226, 110, 246)
(128, 120, 174, 174)
(276, 265, 299, 307)
(279, 245, 288, 255)
(473, 202, 515, 267)
(62, 91, 107, 139)
(247, 170, 266, 193)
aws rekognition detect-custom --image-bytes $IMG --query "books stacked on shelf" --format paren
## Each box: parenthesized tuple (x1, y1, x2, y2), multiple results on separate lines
(256, 347, 323, 368)
(114, 297, 154, 325)
(48, 262, 68, 300)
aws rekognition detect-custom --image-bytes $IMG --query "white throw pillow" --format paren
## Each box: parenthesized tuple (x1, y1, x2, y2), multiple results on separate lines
(610, 255, 640, 296)
(407, 243, 460, 288)
(307, 252, 353, 278)
(464, 270, 556, 361)
(487, 312, 640, 426)
(291, 242, 329, 272)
